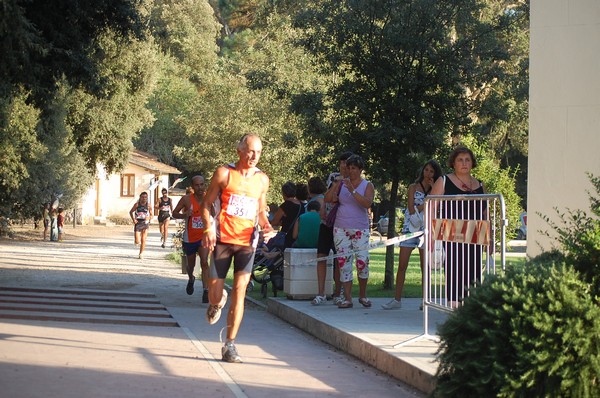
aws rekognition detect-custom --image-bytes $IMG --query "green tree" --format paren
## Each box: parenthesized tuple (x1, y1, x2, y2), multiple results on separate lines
(464, 1, 530, 206)
(150, 0, 221, 73)
(139, 1, 318, 202)
(0, 1, 157, 220)
(0, 89, 45, 193)
(294, 0, 527, 287)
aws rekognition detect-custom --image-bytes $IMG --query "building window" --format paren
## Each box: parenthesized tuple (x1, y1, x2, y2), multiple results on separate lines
(121, 174, 135, 197)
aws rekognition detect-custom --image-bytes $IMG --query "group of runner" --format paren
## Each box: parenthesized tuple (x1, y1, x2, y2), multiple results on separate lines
(129, 188, 175, 259)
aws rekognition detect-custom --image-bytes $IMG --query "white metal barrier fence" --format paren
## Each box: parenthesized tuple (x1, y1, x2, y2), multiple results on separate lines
(395, 193, 506, 347)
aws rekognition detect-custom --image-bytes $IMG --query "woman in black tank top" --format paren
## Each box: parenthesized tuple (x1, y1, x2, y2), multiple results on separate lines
(130, 191, 153, 259)
(155, 188, 173, 248)
(431, 146, 486, 307)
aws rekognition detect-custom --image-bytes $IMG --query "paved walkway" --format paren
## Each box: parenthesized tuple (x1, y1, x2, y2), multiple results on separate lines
(265, 296, 446, 393)
(0, 225, 526, 396)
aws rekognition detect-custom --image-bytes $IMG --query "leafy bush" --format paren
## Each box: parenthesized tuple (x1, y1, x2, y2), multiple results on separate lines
(106, 216, 132, 225)
(539, 173, 600, 296)
(433, 173, 600, 397)
(433, 263, 600, 397)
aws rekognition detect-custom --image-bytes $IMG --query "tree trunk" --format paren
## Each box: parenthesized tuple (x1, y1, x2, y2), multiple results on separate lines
(384, 175, 400, 289)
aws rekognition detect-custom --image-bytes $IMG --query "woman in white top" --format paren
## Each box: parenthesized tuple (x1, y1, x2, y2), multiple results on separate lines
(382, 160, 442, 310)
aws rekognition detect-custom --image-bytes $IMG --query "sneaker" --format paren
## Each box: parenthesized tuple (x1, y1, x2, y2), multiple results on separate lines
(186, 276, 195, 295)
(311, 295, 326, 305)
(206, 289, 228, 325)
(381, 299, 402, 310)
(332, 296, 344, 306)
(161, 242, 165, 248)
(138, 253, 143, 259)
(202, 288, 209, 304)
(221, 341, 242, 363)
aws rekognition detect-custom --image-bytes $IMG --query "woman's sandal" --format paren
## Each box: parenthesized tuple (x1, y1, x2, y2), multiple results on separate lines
(338, 300, 353, 309)
(358, 297, 372, 308)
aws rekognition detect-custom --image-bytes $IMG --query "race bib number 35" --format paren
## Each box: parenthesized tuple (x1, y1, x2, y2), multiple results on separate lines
(227, 194, 258, 220)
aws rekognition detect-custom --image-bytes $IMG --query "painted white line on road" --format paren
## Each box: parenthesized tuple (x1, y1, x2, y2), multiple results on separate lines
(182, 327, 248, 398)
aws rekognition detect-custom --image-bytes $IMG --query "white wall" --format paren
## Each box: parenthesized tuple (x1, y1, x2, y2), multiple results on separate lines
(528, 0, 600, 256)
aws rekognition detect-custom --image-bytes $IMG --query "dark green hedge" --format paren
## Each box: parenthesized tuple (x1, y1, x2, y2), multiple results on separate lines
(433, 263, 600, 397)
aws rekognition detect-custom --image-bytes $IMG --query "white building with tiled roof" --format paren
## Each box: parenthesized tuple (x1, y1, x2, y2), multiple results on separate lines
(79, 149, 182, 224)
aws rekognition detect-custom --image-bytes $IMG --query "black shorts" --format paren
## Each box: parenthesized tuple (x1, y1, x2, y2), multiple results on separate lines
(210, 243, 256, 279)
(134, 221, 149, 233)
(317, 223, 336, 255)
(182, 240, 202, 256)
(158, 211, 170, 223)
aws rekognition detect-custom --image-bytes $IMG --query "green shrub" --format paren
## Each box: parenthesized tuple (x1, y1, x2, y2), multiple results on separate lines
(431, 173, 600, 397)
(433, 263, 600, 397)
(539, 173, 600, 296)
(106, 215, 132, 225)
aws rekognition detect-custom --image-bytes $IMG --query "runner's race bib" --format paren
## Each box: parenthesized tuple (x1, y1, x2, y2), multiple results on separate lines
(226, 194, 258, 220)
(191, 216, 205, 229)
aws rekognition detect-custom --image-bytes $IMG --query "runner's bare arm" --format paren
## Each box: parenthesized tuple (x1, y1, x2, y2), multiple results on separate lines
(258, 173, 273, 234)
(430, 176, 445, 196)
(129, 202, 138, 224)
(171, 195, 189, 220)
(201, 166, 228, 248)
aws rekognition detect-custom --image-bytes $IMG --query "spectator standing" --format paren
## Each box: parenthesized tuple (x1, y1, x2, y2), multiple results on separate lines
(57, 208, 65, 242)
(312, 152, 353, 305)
(306, 176, 327, 210)
(296, 182, 309, 207)
(430, 146, 485, 307)
(49, 207, 59, 242)
(330, 154, 375, 309)
(382, 160, 442, 310)
(42, 203, 50, 241)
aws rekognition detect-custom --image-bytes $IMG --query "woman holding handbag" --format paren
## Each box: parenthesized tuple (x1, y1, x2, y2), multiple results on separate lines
(332, 155, 375, 309)
(312, 152, 353, 306)
(382, 160, 442, 310)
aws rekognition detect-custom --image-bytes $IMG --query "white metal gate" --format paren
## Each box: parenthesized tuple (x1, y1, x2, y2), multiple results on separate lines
(395, 193, 506, 347)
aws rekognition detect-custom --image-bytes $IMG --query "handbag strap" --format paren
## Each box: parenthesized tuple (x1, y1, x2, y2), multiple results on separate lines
(413, 205, 423, 222)
(284, 204, 303, 234)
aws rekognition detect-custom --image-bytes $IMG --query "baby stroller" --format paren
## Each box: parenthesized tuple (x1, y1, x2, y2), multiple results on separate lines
(250, 232, 285, 298)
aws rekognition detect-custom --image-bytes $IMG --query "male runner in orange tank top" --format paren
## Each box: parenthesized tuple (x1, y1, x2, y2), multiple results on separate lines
(172, 175, 210, 302)
(201, 133, 273, 363)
